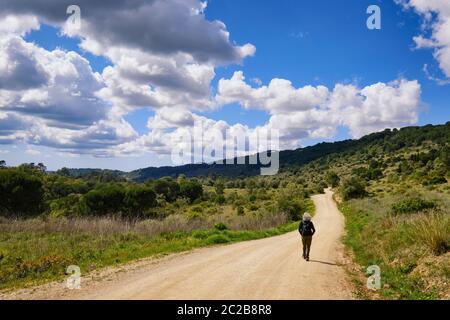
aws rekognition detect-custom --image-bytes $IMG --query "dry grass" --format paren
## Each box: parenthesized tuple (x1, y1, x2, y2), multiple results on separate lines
(342, 189, 450, 299)
(0, 211, 289, 238)
(406, 211, 450, 256)
(0, 211, 294, 290)
(216, 212, 289, 230)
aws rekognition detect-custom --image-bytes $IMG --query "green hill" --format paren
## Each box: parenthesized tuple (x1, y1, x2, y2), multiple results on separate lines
(124, 122, 449, 182)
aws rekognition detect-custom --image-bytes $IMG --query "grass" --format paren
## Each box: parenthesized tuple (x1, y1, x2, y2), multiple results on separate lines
(340, 191, 449, 300)
(0, 214, 298, 291)
(305, 197, 316, 216)
(406, 212, 450, 255)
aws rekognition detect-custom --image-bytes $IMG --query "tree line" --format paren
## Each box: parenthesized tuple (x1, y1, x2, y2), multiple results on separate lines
(0, 162, 203, 218)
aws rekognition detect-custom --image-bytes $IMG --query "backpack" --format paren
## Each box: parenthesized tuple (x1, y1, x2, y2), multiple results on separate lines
(301, 221, 313, 236)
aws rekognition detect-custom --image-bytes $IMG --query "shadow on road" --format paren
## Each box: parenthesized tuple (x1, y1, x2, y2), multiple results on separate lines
(309, 259, 338, 266)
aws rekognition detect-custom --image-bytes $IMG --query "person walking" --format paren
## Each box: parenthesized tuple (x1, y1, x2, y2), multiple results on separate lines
(298, 212, 315, 261)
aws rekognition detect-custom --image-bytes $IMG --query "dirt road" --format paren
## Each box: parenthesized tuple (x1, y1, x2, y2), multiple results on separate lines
(2, 189, 354, 300)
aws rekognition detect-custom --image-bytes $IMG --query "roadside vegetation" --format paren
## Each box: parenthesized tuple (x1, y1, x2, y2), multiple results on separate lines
(0, 215, 298, 290)
(0, 122, 448, 297)
(274, 123, 449, 299)
(295, 124, 449, 300)
(341, 191, 449, 299)
(0, 162, 314, 290)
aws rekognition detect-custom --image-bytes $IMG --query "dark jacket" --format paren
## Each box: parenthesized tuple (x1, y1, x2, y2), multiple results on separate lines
(298, 220, 315, 236)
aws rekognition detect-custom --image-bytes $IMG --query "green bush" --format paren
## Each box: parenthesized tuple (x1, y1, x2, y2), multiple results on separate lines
(277, 196, 303, 221)
(215, 182, 225, 195)
(326, 171, 340, 188)
(83, 184, 126, 215)
(339, 176, 367, 201)
(214, 194, 226, 204)
(316, 182, 327, 194)
(44, 175, 89, 199)
(0, 168, 44, 216)
(191, 206, 203, 213)
(352, 167, 383, 181)
(49, 194, 85, 217)
(391, 198, 437, 215)
(150, 178, 180, 202)
(206, 234, 230, 244)
(179, 180, 203, 203)
(422, 175, 447, 186)
(123, 185, 157, 215)
(214, 223, 228, 231)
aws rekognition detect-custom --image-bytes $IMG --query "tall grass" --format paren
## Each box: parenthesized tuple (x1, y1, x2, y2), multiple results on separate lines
(0, 212, 289, 237)
(0, 212, 293, 290)
(406, 212, 450, 255)
(341, 189, 449, 299)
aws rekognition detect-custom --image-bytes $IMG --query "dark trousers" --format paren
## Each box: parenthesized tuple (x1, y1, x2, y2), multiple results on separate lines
(302, 236, 313, 258)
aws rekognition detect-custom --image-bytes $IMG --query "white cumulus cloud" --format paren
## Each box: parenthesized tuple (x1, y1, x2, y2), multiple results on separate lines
(397, 0, 450, 80)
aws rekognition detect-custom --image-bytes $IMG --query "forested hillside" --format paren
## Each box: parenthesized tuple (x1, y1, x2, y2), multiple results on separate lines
(57, 122, 450, 182)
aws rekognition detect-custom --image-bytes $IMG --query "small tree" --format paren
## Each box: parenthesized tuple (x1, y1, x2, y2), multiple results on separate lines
(215, 181, 225, 196)
(0, 168, 44, 216)
(83, 184, 126, 215)
(56, 167, 71, 177)
(277, 193, 303, 221)
(152, 178, 180, 202)
(326, 171, 340, 188)
(124, 185, 157, 216)
(316, 181, 327, 194)
(179, 180, 203, 203)
(339, 176, 367, 201)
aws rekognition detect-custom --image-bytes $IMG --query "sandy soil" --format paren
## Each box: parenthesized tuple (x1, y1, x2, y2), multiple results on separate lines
(0, 189, 354, 300)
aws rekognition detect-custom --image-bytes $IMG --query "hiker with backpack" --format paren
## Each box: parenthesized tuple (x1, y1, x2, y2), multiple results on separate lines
(298, 212, 315, 261)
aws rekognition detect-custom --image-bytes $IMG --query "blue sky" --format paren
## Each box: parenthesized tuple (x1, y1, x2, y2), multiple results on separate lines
(0, 0, 449, 171)
(204, 0, 449, 125)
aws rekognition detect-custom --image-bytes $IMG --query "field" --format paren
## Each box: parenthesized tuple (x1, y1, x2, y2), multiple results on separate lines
(0, 213, 299, 290)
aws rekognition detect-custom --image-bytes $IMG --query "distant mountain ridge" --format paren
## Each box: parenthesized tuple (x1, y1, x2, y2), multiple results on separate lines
(65, 122, 450, 182)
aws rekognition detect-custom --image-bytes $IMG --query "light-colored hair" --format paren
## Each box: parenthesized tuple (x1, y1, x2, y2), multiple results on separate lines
(303, 212, 311, 221)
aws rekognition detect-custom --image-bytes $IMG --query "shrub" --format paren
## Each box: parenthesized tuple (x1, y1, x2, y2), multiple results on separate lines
(277, 196, 303, 221)
(191, 206, 203, 213)
(214, 222, 228, 231)
(326, 171, 340, 188)
(316, 182, 327, 194)
(44, 175, 89, 199)
(407, 213, 449, 255)
(151, 178, 180, 202)
(352, 167, 383, 181)
(440, 145, 450, 171)
(49, 194, 85, 217)
(179, 180, 203, 203)
(214, 194, 226, 205)
(206, 234, 230, 244)
(422, 175, 447, 186)
(339, 176, 367, 201)
(215, 182, 225, 195)
(236, 206, 245, 216)
(83, 184, 125, 215)
(0, 168, 44, 216)
(123, 185, 157, 216)
(391, 198, 436, 215)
